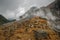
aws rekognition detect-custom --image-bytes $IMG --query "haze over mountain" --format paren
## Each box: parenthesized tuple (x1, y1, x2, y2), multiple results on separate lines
(0, 15, 16, 25)
(0, 0, 55, 20)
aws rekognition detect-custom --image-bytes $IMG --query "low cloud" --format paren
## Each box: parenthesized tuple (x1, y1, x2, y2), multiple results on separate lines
(2, 10, 15, 20)
(0, 0, 55, 20)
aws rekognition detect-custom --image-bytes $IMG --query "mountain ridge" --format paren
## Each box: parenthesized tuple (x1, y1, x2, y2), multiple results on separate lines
(0, 15, 10, 25)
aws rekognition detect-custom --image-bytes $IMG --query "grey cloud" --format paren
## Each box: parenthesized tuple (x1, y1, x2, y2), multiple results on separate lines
(0, 0, 55, 20)
(0, 0, 24, 12)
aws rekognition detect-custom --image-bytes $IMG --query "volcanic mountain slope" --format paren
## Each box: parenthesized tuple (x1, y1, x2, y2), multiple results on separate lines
(0, 6, 60, 40)
(0, 16, 60, 40)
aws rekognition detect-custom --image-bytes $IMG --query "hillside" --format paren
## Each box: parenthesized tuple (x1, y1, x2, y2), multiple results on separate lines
(0, 6, 60, 40)
(0, 16, 60, 40)
(0, 15, 9, 25)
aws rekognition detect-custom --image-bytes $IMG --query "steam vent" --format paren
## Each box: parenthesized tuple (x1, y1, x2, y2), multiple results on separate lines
(0, 0, 60, 40)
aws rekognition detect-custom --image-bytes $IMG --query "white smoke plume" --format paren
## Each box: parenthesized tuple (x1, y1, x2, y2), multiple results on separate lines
(19, 7, 60, 32)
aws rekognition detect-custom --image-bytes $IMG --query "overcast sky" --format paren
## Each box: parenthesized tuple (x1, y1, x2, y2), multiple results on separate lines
(0, 0, 55, 20)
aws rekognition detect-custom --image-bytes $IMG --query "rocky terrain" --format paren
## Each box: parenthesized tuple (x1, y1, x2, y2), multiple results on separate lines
(0, 16, 60, 40)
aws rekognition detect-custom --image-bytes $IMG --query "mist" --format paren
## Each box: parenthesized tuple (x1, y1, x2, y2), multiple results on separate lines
(0, 0, 55, 20)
